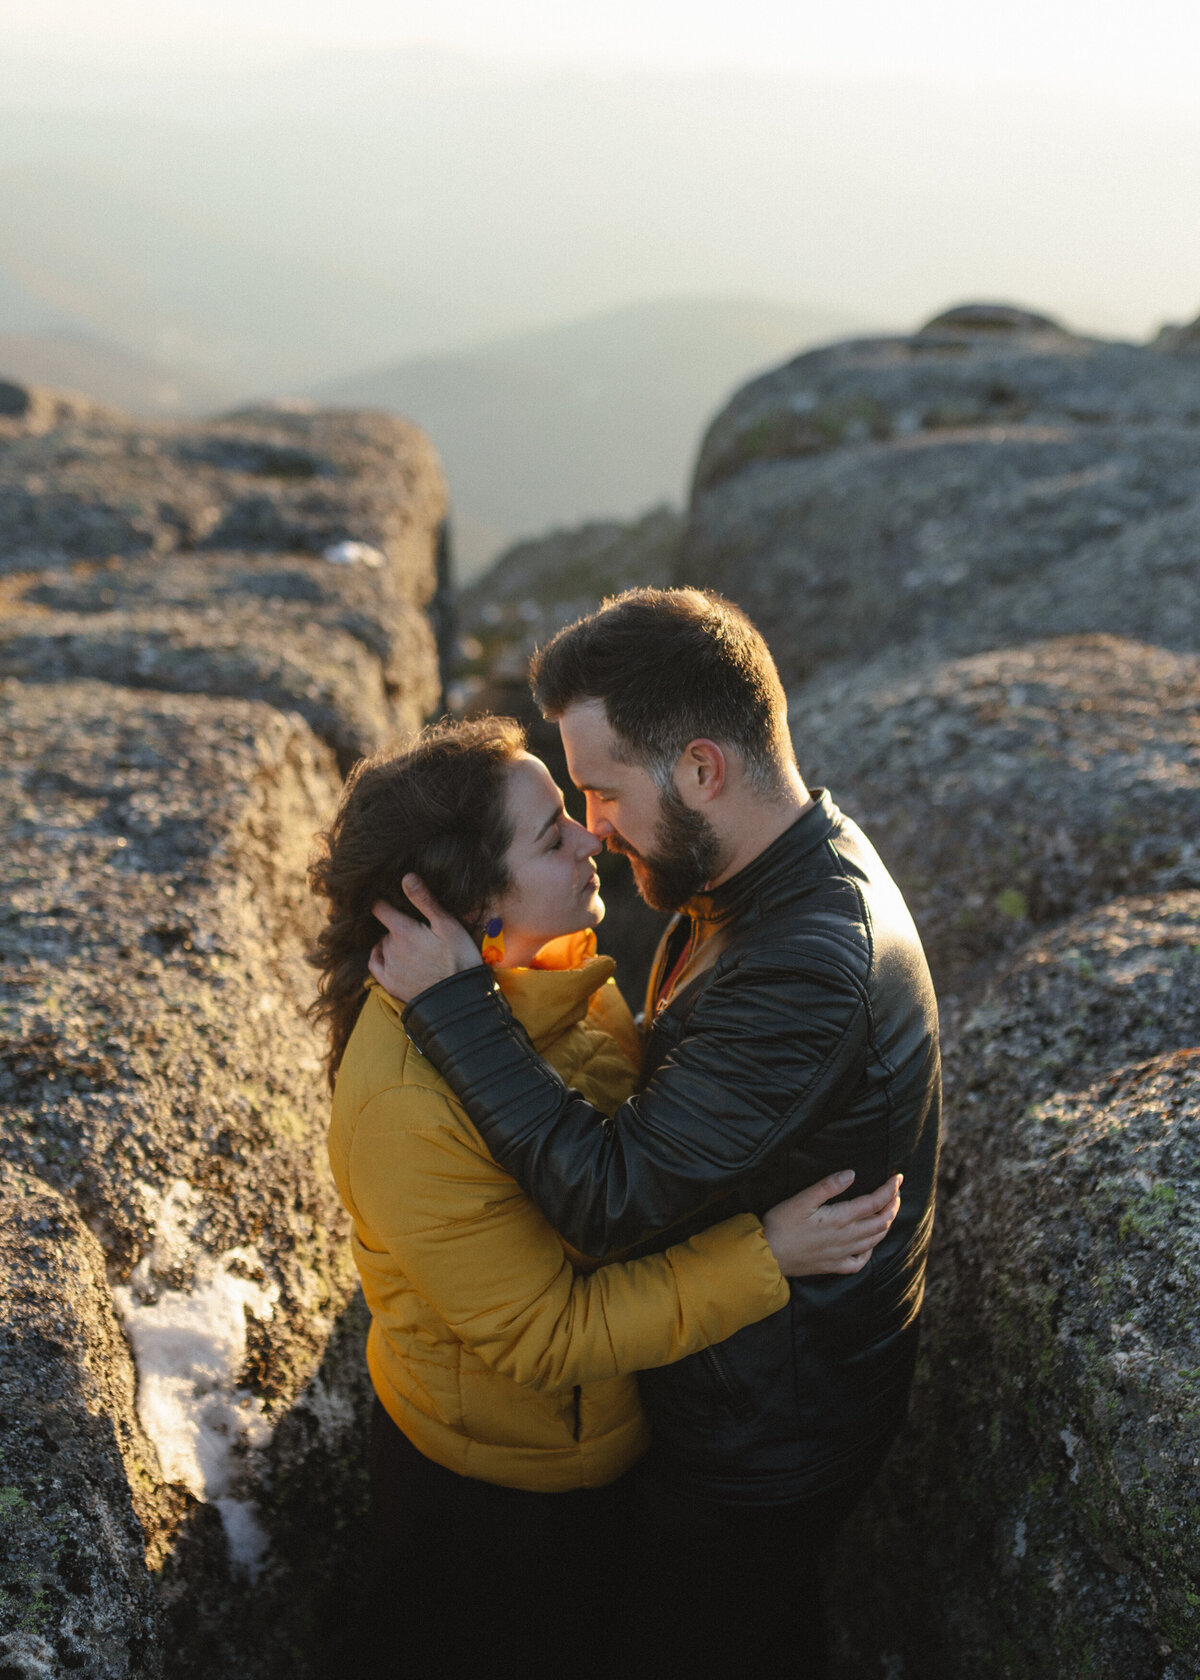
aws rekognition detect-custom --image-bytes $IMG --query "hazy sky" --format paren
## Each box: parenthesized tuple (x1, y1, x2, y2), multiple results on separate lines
(8, 0, 1200, 103)
(3, 0, 1200, 365)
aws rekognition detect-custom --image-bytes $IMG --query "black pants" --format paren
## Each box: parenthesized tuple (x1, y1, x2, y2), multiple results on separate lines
(362, 1400, 629, 1680)
(621, 1459, 870, 1680)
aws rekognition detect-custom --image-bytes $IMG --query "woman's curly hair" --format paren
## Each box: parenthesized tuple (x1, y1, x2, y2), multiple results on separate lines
(308, 715, 527, 1088)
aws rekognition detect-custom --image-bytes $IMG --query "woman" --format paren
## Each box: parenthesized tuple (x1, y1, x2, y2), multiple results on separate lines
(309, 716, 897, 1677)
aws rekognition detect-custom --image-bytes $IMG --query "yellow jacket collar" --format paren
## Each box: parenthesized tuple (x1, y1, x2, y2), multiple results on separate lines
(495, 929, 616, 1051)
(369, 928, 616, 1054)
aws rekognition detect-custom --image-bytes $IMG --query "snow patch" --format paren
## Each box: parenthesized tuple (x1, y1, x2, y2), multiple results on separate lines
(295, 1371, 356, 1437)
(113, 1180, 280, 1577)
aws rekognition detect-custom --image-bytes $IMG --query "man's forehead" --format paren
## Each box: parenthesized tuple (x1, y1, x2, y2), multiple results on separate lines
(557, 700, 623, 776)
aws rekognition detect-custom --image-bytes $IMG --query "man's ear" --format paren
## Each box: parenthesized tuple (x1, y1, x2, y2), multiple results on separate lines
(676, 739, 726, 803)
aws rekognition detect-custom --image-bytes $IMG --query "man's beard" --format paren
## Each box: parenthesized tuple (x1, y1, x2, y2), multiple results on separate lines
(607, 786, 725, 913)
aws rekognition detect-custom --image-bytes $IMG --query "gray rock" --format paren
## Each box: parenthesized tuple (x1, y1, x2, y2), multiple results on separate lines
(794, 634, 1200, 1023)
(0, 387, 447, 1671)
(464, 503, 681, 612)
(921, 302, 1069, 337)
(1152, 306, 1200, 355)
(0, 407, 444, 765)
(835, 890, 1200, 1679)
(0, 680, 368, 1674)
(0, 379, 30, 417)
(0, 380, 116, 440)
(455, 504, 681, 694)
(0, 404, 446, 584)
(681, 307, 1200, 686)
(0, 1166, 165, 1678)
(0, 598, 426, 773)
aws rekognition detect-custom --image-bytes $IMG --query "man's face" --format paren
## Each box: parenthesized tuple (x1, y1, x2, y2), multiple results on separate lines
(557, 700, 722, 913)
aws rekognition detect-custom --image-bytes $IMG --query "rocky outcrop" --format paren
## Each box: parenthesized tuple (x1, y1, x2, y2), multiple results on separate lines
(0, 401, 443, 768)
(0, 379, 115, 438)
(783, 621, 1200, 1676)
(0, 384, 445, 1674)
(669, 308, 1200, 1676)
(834, 890, 1200, 1678)
(682, 304, 1200, 686)
(0, 1164, 163, 1678)
(793, 634, 1200, 1023)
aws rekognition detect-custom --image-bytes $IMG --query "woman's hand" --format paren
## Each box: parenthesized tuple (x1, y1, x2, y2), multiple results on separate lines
(761, 1171, 902, 1277)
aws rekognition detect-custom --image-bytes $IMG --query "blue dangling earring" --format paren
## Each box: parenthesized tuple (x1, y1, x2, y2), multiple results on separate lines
(481, 916, 506, 967)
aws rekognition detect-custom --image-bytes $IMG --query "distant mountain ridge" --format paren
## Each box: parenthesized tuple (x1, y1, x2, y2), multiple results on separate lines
(0, 285, 860, 563)
(312, 297, 862, 575)
(5, 53, 1190, 413)
(0, 330, 234, 416)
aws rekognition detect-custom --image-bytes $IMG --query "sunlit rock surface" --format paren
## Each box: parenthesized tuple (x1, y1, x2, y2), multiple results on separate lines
(682, 304, 1200, 686)
(794, 634, 1200, 1021)
(0, 386, 445, 1675)
(0, 401, 444, 767)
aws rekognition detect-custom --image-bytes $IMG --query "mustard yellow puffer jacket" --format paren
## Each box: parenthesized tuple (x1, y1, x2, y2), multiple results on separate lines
(327, 931, 790, 1492)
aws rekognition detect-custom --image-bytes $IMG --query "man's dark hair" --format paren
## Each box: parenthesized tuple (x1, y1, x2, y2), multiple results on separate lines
(530, 587, 794, 796)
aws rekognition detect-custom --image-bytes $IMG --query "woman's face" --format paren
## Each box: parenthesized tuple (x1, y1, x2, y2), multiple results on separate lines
(489, 754, 604, 966)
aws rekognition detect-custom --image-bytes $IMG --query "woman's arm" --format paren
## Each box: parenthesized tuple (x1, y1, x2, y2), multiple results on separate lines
(350, 1086, 789, 1395)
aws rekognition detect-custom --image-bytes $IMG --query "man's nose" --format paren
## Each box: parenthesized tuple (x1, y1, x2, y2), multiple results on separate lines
(584, 796, 612, 837)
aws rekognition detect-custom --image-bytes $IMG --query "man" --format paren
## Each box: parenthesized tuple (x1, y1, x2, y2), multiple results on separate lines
(370, 588, 940, 1676)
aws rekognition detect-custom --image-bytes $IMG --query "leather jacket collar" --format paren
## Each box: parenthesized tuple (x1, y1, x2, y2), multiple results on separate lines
(680, 788, 839, 926)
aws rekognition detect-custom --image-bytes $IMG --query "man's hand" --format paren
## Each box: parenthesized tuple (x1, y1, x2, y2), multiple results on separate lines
(761, 1171, 902, 1278)
(368, 876, 482, 1003)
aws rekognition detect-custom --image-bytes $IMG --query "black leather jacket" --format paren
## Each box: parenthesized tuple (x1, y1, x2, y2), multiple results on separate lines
(403, 791, 941, 1504)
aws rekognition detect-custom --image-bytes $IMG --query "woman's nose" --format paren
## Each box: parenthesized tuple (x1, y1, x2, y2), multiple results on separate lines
(568, 816, 603, 856)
